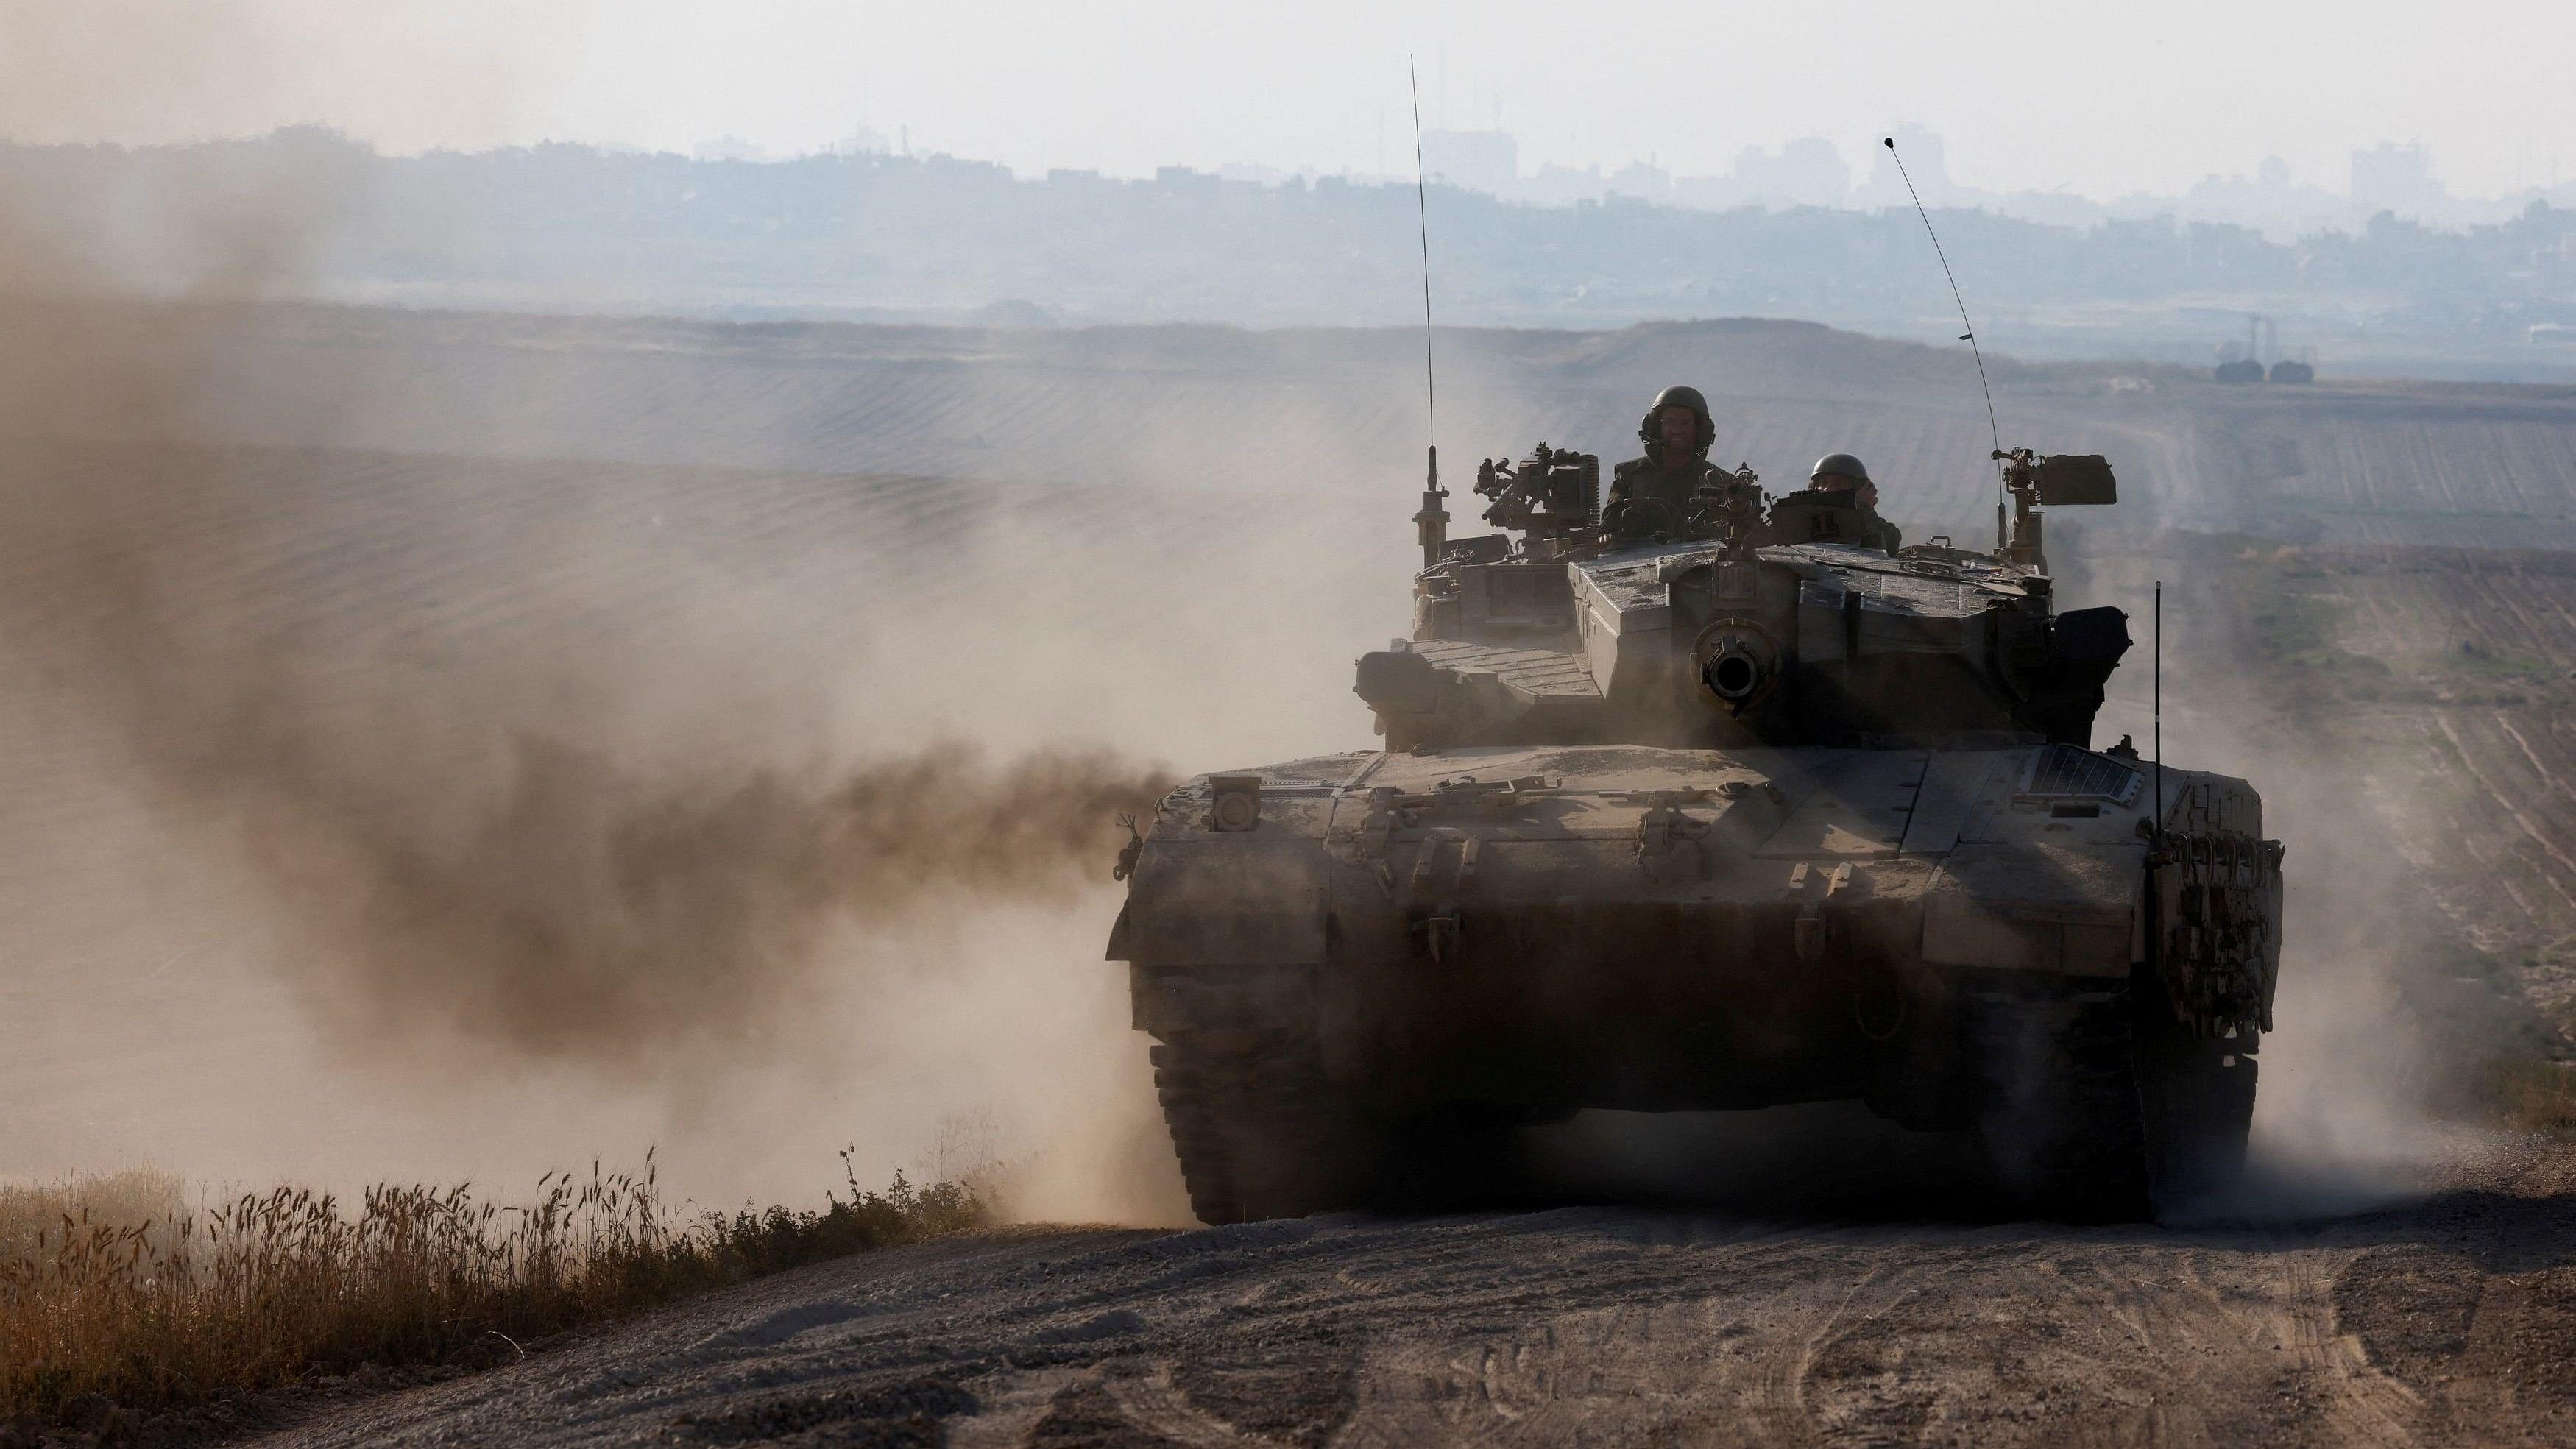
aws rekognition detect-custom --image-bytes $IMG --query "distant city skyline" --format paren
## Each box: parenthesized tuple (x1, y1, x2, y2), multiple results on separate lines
(1388, 127, 2533, 240)
(5, 0, 2572, 208)
(665, 123, 2545, 242)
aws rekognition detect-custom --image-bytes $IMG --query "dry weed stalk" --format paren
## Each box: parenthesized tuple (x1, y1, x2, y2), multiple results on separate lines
(0, 1150, 980, 1431)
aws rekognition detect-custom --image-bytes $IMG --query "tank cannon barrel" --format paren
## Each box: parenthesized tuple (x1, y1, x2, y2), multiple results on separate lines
(1704, 651, 1761, 701)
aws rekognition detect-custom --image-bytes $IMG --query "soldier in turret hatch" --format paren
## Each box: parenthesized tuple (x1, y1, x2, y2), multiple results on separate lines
(1603, 385, 1719, 531)
(1763, 452, 1903, 553)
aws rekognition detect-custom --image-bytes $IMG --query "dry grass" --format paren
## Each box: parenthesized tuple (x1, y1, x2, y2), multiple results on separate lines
(2488, 1057, 2576, 1135)
(0, 1172, 188, 1275)
(0, 1151, 981, 1440)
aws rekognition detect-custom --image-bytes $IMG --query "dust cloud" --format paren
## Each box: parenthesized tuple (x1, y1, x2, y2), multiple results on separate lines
(0, 428, 1167, 1066)
(0, 319, 1216, 1216)
(0, 7, 1406, 1227)
(0, 418, 1241, 1217)
(244, 735, 1169, 1064)
(2079, 536, 2492, 1222)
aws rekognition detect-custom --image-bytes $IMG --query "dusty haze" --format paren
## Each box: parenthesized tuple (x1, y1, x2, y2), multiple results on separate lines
(0, 4, 2549, 1236)
(0, 5, 1405, 1224)
(0, 290, 1421, 1220)
(0, 429, 1170, 1066)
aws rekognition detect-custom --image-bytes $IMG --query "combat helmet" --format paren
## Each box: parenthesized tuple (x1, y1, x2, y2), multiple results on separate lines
(1810, 452, 1872, 486)
(1637, 384, 1716, 453)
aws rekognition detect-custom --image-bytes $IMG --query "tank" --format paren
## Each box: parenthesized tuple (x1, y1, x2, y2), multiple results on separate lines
(1107, 444, 2284, 1222)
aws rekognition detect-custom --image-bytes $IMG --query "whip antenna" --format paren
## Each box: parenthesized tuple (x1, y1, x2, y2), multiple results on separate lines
(1883, 136, 2005, 545)
(1410, 57, 1437, 481)
(1406, 57, 1448, 568)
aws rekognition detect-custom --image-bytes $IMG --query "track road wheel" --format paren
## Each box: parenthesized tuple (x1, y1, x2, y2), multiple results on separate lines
(1964, 980, 2151, 1222)
(1149, 1033, 1371, 1225)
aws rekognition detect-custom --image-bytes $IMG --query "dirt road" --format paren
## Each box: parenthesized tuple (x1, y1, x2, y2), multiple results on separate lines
(257, 1131, 2576, 1448)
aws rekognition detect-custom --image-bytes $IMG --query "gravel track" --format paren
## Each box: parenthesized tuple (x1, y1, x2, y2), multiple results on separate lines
(258, 1136, 2576, 1448)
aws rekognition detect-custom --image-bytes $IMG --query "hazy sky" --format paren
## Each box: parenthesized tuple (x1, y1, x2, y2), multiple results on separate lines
(5, 0, 2570, 199)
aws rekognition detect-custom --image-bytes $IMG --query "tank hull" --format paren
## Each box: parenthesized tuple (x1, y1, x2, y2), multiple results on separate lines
(1111, 742, 2279, 1222)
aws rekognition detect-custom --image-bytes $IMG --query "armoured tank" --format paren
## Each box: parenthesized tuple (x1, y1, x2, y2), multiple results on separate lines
(1107, 442, 2284, 1222)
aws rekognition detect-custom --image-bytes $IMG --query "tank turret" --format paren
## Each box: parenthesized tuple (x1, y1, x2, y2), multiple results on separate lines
(1362, 444, 2129, 757)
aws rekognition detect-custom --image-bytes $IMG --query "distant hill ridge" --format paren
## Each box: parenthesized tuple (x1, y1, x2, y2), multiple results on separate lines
(8, 129, 2576, 376)
(6, 299, 2575, 550)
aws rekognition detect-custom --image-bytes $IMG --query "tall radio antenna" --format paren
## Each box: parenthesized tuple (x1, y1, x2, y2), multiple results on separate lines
(1409, 57, 1438, 481)
(1406, 56, 1448, 570)
(1883, 136, 2005, 548)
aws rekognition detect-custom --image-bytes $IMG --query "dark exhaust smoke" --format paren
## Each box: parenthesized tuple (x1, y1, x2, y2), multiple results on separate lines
(0, 428, 1169, 1071)
(260, 736, 1169, 1066)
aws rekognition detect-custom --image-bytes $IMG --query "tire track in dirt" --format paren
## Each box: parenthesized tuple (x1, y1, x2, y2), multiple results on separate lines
(2432, 712, 2576, 914)
(254, 1138, 2576, 1448)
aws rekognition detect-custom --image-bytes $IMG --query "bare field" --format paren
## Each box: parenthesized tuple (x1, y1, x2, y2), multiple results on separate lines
(2180, 541, 2576, 1037)
(260, 1136, 2576, 1449)
(2175, 389, 2576, 549)
(21, 302, 2576, 546)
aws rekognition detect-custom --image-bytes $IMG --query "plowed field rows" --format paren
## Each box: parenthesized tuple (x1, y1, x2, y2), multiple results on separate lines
(15, 302, 2576, 549)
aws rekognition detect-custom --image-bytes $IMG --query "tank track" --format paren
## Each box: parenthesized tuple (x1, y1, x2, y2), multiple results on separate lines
(1965, 977, 2258, 1220)
(1965, 980, 2153, 1220)
(1150, 1034, 1535, 1224)
(1150, 1032, 1367, 1225)
(2136, 1013, 2259, 1206)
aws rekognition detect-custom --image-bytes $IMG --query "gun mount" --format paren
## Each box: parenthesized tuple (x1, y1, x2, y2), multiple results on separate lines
(1998, 447, 2115, 570)
(1474, 445, 1596, 531)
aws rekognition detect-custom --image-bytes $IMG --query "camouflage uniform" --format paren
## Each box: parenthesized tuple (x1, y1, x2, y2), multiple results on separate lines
(1780, 453, 1903, 553)
(1761, 487, 1903, 553)
(1605, 453, 1721, 521)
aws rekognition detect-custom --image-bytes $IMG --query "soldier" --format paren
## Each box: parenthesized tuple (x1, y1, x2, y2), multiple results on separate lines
(1772, 451, 1903, 553)
(1603, 385, 1719, 532)
(1810, 452, 1869, 505)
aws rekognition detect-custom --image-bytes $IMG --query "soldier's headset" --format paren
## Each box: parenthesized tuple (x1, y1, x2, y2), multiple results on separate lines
(1635, 403, 1716, 453)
